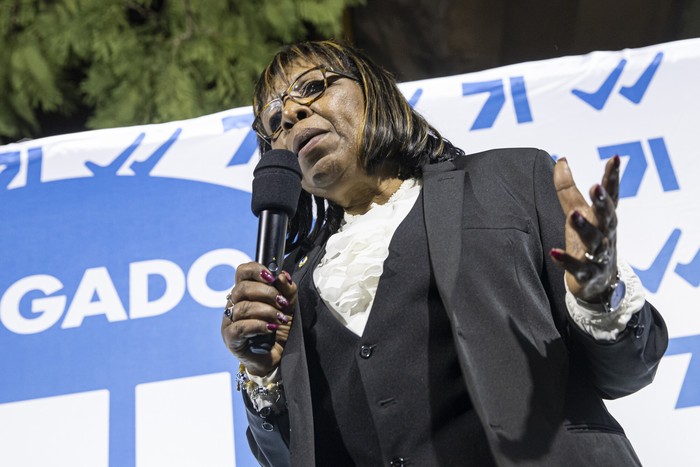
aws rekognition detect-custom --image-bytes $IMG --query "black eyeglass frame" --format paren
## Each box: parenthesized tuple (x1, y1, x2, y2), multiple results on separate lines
(252, 65, 359, 144)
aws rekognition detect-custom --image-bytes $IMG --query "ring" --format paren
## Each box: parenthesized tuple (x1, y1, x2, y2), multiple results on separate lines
(584, 250, 611, 265)
(224, 303, 234, 322)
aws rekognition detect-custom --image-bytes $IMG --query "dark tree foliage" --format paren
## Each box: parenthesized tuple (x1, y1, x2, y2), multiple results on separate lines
(0, 0, 363, 143)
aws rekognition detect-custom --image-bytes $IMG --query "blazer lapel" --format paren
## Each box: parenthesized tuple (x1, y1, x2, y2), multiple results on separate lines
(422, 161, 464, 308)
(281, 243, 326, 465)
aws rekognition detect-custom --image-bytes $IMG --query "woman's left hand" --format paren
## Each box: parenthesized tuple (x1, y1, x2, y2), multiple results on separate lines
(551, 155, 621, 302)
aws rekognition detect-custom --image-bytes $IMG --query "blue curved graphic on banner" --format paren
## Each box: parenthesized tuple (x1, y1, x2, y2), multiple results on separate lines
(0, 152, 259, 465)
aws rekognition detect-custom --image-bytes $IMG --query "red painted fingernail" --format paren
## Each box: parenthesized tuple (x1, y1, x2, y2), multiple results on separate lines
(550, 249, 564, 260)
(260, 269, 275, 284)
(276, 312, 289, 324)
(594, 185, 605, 201)
(612, 155, 620, 169)
(572, 210, 585, 227)
(283, 271, 292, 283)
(267, 323, 279, 331)
(276, 295, 289, 308)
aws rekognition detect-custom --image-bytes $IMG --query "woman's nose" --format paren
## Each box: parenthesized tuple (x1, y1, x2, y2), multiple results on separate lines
(281, 99, 311, 132)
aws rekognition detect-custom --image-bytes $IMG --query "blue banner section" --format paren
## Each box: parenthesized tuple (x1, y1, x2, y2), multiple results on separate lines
(0, 138, 259, 466)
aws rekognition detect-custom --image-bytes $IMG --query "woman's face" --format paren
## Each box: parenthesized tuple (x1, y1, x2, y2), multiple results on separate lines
(266, 61, 374, 210)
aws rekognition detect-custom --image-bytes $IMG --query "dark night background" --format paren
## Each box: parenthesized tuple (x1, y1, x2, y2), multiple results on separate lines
(34, 0, 700, 139)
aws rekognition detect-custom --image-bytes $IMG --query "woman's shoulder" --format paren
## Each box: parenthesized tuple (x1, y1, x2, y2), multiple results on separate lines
(424, 147, 555, 195)
(423, 147, 554, 182)
(453, 147, 552, 169)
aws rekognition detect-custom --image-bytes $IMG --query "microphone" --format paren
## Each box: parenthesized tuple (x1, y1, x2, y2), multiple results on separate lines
(248, 149, 302, 354)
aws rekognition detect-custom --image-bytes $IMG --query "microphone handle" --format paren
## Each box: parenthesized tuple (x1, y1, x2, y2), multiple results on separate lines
(249, 210, 288, 355)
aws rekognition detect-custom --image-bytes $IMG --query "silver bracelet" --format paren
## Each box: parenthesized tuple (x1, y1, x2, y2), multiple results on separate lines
(236, 364, 286, 414)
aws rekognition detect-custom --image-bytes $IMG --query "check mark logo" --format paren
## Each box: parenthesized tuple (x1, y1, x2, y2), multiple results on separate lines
(630, 229, 699, 292)
(84, 129, 183, 177)
(86, 133, 145, 176)
(619, 52, 664, 104)
(572, 59, 627, 110)
(631, 228, 681, 293)
(572, 52, 663, 110)
(675, 248, 700, 287)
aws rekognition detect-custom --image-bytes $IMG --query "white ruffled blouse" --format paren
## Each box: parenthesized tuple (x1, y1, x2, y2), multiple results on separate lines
(313, 178, 422, 336)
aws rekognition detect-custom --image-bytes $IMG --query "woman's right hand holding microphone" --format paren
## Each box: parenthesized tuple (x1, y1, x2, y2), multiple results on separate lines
(221, 262, 296, 377)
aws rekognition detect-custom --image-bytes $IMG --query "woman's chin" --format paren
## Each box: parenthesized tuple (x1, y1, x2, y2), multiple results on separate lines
(305, 160, 343, 189)
(301, 173, 341, 201)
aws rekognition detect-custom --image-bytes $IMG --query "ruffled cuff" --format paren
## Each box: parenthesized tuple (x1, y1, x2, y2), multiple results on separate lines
(565, 261, 646, 341)
(237, 365, 286, 414)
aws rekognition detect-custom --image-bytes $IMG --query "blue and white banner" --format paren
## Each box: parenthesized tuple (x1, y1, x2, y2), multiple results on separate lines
(1, 38, 698, 466)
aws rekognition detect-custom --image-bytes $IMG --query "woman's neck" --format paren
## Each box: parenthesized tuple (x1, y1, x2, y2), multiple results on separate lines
(342, 177, 405, 215)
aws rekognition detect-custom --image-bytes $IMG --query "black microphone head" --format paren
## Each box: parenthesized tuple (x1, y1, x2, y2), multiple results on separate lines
(251, 149, 302, 217)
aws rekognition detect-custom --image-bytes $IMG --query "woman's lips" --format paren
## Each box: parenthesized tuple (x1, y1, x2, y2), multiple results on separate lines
(296, 130, 327, 160)
(293, 128, 326, 153)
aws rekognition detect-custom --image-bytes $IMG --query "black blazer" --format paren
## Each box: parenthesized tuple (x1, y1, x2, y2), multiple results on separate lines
(245, 148, 668, 466)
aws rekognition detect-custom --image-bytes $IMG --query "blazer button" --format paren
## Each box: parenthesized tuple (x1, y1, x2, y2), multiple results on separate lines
(360, 345, 373, 359)
(261, 421, 274, 432)
(390, 457, 407, 466)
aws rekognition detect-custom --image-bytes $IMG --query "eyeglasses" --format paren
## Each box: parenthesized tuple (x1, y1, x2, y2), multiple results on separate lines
(253, 65, 358, 143)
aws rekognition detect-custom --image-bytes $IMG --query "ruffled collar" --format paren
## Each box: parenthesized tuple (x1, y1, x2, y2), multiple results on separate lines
(313, 178, 422, 335)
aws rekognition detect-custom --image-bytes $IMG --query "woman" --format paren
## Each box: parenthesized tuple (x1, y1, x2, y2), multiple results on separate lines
(221, 40, 667, 466)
